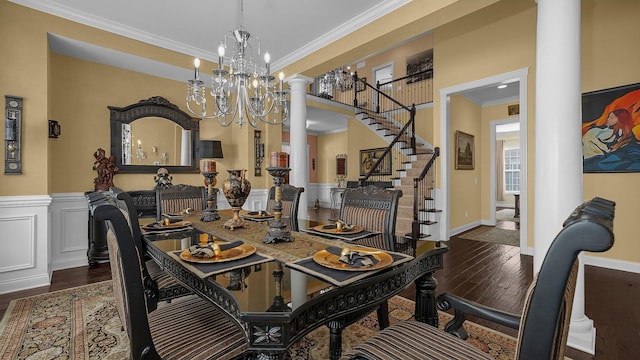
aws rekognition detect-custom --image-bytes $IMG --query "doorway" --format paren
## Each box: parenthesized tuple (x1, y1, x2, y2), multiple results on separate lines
(439, 68, 529, 253)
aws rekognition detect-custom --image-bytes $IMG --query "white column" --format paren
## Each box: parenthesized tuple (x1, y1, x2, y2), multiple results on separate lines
(286, 74, 312, 220)
(534, 0, 594, 354)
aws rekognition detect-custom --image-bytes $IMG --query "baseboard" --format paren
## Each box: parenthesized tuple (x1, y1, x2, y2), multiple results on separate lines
(449, 221, 481, 237)
(583, 254, 640, 274)
(0, 273, 50, 295)
(52, 257, 89, 271)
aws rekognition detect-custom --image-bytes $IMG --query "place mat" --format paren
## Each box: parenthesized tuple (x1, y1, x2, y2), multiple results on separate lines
(142, 225, 194, 234)
(169, 250, 274, 278)
(286, 249, 413, 287)
(311, 224, 365, 234)
(301, 227, 378, 241)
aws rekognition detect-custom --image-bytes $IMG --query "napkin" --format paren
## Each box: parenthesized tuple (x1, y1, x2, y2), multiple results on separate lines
(326, 246, 379, 267)
(189, 241, 244, 258)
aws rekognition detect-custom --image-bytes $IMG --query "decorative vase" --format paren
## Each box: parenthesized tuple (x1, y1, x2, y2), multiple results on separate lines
(223, 169, 251, 230)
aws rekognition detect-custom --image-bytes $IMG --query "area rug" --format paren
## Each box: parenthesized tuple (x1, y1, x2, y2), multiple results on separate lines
(496, 208, 516, 222)
(458, 226, 519, 247)
(0, 281, 517, 359)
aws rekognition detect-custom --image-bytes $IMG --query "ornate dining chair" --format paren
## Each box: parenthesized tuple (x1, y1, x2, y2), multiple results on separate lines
(336, 185, 402, 329)
(266, 184, 305, 231)
(88, 192, 249, 360)
(155, 183, 206, 220)
(340, 197, 615, 360)
(109, 187, 192, 303)
(338, 185, 402, 252)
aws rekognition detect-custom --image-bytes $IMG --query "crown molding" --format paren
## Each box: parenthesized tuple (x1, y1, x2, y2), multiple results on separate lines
(272, 0, 411, 71)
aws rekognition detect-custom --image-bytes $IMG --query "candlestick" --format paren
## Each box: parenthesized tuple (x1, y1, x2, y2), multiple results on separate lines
(263, 166, 294, 243)
(201, 170, 220, 222)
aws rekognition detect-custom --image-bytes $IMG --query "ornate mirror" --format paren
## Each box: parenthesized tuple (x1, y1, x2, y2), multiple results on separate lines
(109, 96, 200, 173)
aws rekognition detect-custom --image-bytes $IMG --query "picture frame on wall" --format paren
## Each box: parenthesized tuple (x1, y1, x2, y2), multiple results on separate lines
(582, 82, 640, 173)
(359, 148, 391, 176)
(455, 130, 475, 170)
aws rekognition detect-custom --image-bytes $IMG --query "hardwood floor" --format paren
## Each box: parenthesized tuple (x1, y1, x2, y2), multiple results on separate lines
(1, 207, 637, 360)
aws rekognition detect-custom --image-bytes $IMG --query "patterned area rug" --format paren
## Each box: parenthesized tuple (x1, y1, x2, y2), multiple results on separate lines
(459, 226, 520, 247)
(0, 281, 517, 359)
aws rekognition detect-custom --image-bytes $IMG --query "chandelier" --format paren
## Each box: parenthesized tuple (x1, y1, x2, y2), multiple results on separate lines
(186, 0, 289, 128)
(320, 66, 354, 92)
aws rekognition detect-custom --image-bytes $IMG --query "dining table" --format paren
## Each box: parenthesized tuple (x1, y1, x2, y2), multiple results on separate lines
(142, 210, 448, 360)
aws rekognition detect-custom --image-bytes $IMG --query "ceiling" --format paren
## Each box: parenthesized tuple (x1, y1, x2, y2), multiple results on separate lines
(17, 0, 518, 135)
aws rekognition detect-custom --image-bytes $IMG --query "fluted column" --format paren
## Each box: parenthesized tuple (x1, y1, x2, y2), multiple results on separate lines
(285, 74, 312, 220)
(534, 0, 593, 354)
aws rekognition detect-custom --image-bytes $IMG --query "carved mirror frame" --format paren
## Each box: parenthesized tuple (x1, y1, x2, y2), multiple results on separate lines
(109, 96, 201, 174)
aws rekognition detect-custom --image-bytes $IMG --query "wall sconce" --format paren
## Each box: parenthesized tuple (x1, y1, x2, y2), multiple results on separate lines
(254, 130, 265, 176)
(48, 120, 61, 138)
(5, 96, 22, 174)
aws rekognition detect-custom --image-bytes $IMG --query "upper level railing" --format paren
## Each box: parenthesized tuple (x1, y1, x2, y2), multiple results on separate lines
(308, 68, 433, 111)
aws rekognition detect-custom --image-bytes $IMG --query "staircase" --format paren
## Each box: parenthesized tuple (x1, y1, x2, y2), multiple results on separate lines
(354, 107, 441, 240)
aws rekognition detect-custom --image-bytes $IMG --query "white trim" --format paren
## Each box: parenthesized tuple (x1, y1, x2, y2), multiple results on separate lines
(583, 254, 640, 274)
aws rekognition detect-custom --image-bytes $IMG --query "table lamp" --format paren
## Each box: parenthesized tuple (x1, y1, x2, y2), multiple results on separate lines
(199, 140, 224, 222)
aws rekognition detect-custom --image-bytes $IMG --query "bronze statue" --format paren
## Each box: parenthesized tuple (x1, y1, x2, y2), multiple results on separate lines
(93, 148, 119, 191)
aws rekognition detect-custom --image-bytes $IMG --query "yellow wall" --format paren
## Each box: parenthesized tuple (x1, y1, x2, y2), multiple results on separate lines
(449, 95, 482, 228)
(317, 131, 348, 184)
(580, 0, 640, 261)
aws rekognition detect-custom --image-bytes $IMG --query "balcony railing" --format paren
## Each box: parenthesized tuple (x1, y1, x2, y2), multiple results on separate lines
(308, 68, 433, 110)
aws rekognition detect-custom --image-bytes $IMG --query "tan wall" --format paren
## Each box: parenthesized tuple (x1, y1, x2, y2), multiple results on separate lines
(580, 0, 640, 261)
(317, 131, 348, 185)
(449, 95, 482, 228)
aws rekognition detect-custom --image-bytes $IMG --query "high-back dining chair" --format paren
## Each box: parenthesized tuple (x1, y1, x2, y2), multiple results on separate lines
(88, 192, 249, 360)
(155, 183, 206, 220)
(340, 197, 616, 360)
(336, 185, 402, 329)
(338, 185, 402, 251)
(109, 187, 192, 303)
(266, 184, 305, 231)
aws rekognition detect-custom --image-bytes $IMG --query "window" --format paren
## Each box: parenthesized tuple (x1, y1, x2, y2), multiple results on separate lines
(504, 148, 520, 192)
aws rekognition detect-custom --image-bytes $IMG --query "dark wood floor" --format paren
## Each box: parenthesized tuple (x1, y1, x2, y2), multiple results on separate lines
(1, 207, 637, 359)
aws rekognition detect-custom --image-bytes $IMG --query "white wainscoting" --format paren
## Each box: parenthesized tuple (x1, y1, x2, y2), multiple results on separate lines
(50, 192, 90, 271)
(0, 195, 52, 294)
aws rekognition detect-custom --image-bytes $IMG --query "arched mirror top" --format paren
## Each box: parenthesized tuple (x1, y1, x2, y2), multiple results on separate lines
(109, 96, 201, 174)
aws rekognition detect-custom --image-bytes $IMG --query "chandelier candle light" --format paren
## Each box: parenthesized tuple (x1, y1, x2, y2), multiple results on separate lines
(186, 0, 289, 128)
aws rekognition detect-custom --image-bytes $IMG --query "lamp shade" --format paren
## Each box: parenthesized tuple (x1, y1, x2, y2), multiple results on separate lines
(199, 140, 224, 159)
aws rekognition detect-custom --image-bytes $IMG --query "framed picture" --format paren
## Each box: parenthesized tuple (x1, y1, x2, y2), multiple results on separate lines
(508, 104, 520, 116)
(455, 131, 475, 170)
(359, 148, 391, 176)
(406, 49, 433, 84)
(582, 82, 640, 173)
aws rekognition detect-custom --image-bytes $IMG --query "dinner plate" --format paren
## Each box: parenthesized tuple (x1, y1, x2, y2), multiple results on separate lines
(312, 247, 393, 271)
(142, 221, 192, 231)
(179, 243, 257, 263)
(312, 224, 364, 234)
(240, 210, 274, 221)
